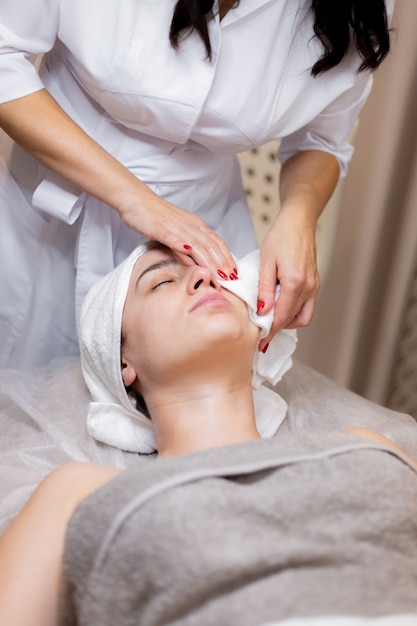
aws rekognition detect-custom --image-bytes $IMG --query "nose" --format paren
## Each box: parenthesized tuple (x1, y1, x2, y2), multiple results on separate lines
(186, 265, 219, 293)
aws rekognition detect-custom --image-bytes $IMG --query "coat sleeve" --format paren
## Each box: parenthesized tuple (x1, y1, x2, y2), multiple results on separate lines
(278, 0, 396, 178)
(278, 71, 373, 179)
(0, 0, 60, 103)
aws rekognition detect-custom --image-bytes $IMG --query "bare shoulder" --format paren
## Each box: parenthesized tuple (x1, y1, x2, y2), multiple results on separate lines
(38, 462, 122, 507)
(344, 427, 417, 471)
(344, 427, 394, 445)
(1, 462, 122, 540)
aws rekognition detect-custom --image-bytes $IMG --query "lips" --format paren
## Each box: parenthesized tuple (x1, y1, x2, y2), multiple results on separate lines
(189, 292, 230, 312)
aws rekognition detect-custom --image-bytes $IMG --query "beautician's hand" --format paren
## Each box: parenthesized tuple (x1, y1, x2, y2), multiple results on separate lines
(0, 90, 237, 281)
(257, 207, 320, 352)
(118, 189, 238, 280)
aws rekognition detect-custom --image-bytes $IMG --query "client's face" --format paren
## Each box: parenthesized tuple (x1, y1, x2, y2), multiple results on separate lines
(120, 245, 259, 392)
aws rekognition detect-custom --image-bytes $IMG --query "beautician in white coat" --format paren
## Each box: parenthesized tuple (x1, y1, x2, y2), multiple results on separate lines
(0, 0, 393, 367)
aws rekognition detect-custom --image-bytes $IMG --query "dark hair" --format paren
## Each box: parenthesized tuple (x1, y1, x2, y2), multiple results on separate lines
(311, 0, 390, 75)
(170, 0, 216, 61)
(169, 0, 391, 75)
(120, 332, 151, 419)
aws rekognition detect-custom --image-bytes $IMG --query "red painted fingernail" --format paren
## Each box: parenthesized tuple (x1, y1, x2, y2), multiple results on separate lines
(217, 269, 228, 279)
(233, 268, 238, 276)
(257, 300, 265, 314)
(261, 342, 270, 354)
(183, 244, 192, 251)
(229, 272, 238, 280)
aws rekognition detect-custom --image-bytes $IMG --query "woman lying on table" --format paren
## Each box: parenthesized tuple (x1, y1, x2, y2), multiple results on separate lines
(1, 241, 417, 626)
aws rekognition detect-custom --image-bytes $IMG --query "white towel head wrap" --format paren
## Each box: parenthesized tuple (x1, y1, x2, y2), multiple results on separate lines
(80, 244, 297, 454)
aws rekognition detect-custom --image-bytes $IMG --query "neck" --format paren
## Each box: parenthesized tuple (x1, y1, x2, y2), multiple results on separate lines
(147, 378, 260, 458)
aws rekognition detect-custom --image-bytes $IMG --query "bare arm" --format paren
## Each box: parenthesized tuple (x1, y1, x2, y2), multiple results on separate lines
(0, 90, 141, 211)
(0, 90, 236, 275)
(258, 149, 339, 349)
(0, 462, 121, 626)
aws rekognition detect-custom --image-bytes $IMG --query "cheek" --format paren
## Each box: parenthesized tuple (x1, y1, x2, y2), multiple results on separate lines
(121, 304, 149, 363)
(123, 304, 176, 366)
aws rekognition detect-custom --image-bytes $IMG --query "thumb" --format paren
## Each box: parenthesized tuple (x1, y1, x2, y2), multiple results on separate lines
(257, 259, 277, 316)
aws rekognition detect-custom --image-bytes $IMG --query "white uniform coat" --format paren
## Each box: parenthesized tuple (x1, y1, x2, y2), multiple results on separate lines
(0, 0, 393, 367)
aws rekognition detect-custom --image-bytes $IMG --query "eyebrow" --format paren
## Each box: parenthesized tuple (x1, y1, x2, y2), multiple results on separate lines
(135, 257, 180, 290)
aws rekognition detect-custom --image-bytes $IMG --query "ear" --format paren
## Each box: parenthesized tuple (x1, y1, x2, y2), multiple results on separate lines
(121, 359, 138, 388)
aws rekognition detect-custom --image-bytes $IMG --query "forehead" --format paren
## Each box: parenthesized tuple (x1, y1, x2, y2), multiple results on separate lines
(138, 245, 176, 267)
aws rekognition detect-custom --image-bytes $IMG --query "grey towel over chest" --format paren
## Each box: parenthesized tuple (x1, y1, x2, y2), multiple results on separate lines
(59, 432, 417, 626)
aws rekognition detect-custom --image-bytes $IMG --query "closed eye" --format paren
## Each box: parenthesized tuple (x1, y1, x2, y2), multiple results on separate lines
(136, 256, 183, 293)
(152, 278, 175, 290)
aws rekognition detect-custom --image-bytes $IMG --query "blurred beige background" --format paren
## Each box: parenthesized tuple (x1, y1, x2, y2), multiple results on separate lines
(239, 0, 417, 418)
